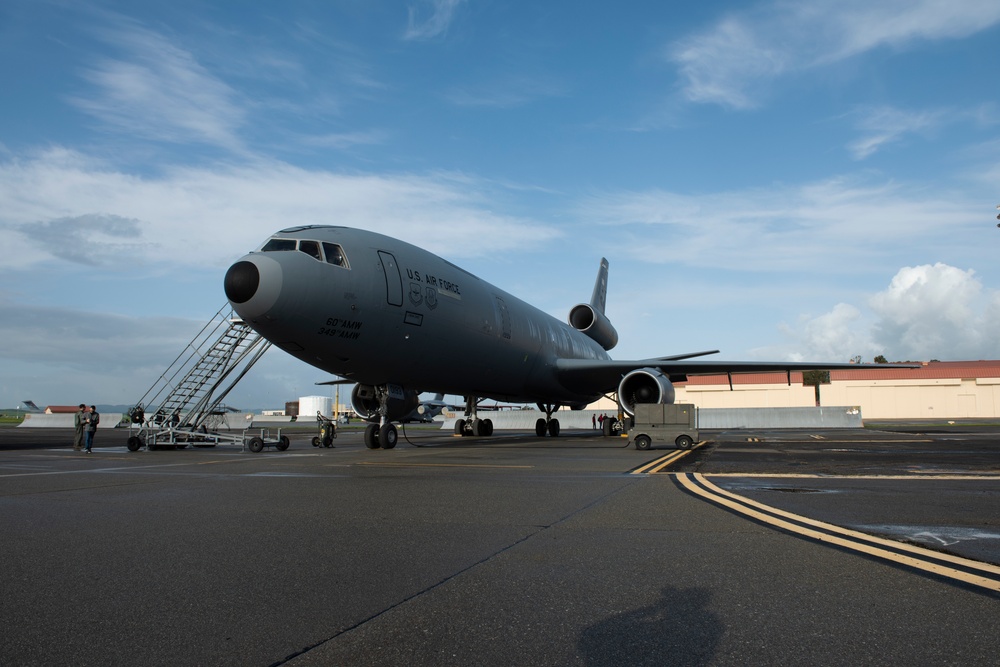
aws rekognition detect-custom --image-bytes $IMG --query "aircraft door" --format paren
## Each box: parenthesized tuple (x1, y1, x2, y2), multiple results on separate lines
(377, 251, 403, 307)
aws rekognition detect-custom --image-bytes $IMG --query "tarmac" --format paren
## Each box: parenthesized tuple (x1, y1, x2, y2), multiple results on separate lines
(1, 423, 998, 666)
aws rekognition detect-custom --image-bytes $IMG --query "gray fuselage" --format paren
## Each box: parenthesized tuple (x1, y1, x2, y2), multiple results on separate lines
(225, 226, 612, 406)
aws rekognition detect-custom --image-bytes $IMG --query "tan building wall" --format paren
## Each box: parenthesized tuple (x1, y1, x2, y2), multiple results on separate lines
(820, 377, 1000, 419)
(676, 383, 816, 408)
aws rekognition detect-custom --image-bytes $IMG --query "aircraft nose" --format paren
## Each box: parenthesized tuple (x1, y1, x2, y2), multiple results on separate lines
(224, 261, 259, 304)
(224, 254, 283, 321)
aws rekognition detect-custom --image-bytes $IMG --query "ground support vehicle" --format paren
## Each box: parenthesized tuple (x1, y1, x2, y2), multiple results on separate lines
(125, 422, 289, 453)
(627, 403, 699, 451)
(312, 414, 337, 448)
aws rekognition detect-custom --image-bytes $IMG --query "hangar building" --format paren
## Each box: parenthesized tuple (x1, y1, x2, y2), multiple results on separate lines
(669, 360, 1000, 420)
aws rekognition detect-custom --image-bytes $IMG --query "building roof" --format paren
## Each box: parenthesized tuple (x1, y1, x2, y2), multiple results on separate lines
(674, 361, 1000, 386)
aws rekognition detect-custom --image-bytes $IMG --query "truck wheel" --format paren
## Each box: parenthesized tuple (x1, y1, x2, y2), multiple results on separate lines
(635, 435, 652, 451)
(675, 435, 694, 450)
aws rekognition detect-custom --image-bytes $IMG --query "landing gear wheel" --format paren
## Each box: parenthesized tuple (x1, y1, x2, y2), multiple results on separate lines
(312, 436, 321, 447)
(455, 419, 466, 436)
(127, 436, 142, 452)
(379, 423, 398, 449)
(675, 435, 694, 450)
(276, 435, 290, 451)
(248, 437, 264, 453)
(484, 419, 494, 436)
(635, 435, 652, 451)
(547, 419, 560, 437)
(535, 418, 547, 437)
(602, 418, 614, 437)
(472, 418, 484, 436)
(364, 423, 380, 449)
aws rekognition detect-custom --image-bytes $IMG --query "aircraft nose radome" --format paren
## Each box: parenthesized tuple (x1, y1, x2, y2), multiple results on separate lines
(224, 254, 283, 321)
(224, 261, 259, 304)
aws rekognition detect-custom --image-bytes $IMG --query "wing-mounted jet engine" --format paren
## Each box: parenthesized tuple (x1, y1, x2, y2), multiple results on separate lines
(618, 367, 676, 416)
(568, 257, 618, 351)
(351, 384, 419, 449)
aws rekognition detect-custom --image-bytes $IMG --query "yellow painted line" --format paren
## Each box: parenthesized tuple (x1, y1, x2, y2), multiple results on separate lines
(632, 442, 705, 475)
(355, 462, 533, 470)
(706, 473, 1000, 481)
(677, 472, 1000, 593)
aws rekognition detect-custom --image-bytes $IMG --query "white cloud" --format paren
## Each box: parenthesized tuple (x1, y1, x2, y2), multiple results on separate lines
(71, 21, 246, 151)
(0, 148, 560, 272)
(770, 263, 1000, 362)
(669, 0, 1000, 109)
(848, 105, 946, 159)
(404, 0, 466, 41)
(575, 175, 984, 272)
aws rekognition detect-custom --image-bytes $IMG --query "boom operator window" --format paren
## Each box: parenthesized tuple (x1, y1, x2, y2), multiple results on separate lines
(259, 237, 350, 268)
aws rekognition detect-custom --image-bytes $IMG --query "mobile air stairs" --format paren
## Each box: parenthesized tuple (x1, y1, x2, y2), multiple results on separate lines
(126, 304, 289, 453)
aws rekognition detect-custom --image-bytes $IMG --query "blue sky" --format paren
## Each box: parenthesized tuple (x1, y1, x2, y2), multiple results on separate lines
(2, 0, 999, 411)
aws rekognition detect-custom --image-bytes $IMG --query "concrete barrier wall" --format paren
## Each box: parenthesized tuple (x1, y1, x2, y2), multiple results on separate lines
(697, 406, 862, 429)
(442, 406, 863, 430)
(18, 413, 124, 429)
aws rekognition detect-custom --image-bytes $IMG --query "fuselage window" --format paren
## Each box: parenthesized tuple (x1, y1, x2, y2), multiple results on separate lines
(323, 242, 349, 268)
(299, 240, 322, 260)
(260, 238, 296, 252)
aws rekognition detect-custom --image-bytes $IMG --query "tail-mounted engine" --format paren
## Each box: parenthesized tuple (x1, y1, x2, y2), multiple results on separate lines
(351, 384, 419, 422)
(618, 368, 675, 416)
(568, 304, 619, 351)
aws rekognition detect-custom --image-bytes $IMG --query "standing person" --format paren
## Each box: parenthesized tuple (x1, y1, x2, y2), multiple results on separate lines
(84, 405, 100, 453)
(592, 414, 596, 430)
(73, 404, 86, 451)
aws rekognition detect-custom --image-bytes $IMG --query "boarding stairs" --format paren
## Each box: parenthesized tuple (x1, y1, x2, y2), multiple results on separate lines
(131, 304, 271, 432)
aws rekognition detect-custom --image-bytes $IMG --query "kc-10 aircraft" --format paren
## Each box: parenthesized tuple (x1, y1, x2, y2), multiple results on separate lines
(224, 225, 897, 449)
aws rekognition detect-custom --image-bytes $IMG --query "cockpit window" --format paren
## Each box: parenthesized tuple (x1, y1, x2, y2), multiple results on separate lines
(259, 237, 350, 268)
(260, 238, 296, 252)
(323, 242, 349, 268)
(299, 240, 322, 261)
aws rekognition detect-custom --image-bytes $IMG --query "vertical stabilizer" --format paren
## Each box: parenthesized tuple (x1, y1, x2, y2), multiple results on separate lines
(590, 258, 610, 315)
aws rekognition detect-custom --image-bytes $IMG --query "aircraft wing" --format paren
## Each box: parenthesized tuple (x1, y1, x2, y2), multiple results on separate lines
(555, 357, 917, 393)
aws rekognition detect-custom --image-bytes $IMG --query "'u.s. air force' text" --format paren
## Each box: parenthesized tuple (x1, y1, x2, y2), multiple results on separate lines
(406, 269, 461, 296)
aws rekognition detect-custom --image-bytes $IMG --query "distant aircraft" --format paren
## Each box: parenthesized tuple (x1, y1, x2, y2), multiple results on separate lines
(21, 400, 42, 412)
(225, 225, 907, 449)
(405, 393, 449, 423)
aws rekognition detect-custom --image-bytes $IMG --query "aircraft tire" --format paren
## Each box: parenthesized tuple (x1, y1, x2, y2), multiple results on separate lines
(675, 435, 694, 450)
(277, 435, 290, 451)
(547, 419, 560, 437)
(472, 418, 484, 436)
(635, 435, 652, 451)
(535, 419, 546, 437)
(248, 437, 264, 453)
(364, 424, 380, 449)
(126, 436, 142, 452)
(379, 423, 398, 449)
(484, 419, 494, 436)
(455, 419, 466, 436)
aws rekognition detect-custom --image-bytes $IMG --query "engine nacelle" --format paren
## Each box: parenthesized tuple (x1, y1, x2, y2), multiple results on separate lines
(568, 304, 619, 351)
(351, 384, 420, 423)
(618, 367, 675, 416)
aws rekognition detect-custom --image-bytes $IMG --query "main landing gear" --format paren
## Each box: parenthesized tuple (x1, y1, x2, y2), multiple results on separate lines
(534, 403, 562, 437)
(364, 422, 398, 450)
(454, 396, 494, 437)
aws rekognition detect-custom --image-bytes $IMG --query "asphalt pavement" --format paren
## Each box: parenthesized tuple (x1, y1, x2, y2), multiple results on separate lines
(0, 424, 997, 666)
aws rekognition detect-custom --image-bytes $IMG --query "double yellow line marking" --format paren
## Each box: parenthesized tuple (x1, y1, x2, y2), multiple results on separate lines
(631, 443, 704, 475)
(675, 472, 1000, 594)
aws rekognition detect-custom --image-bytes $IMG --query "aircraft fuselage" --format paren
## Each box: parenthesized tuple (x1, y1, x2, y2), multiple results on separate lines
(225, 226, 611, 407)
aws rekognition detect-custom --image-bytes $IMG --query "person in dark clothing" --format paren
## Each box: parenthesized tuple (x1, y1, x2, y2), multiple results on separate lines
(73, 404, 86, 451)
(84, 406, 100, 453)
